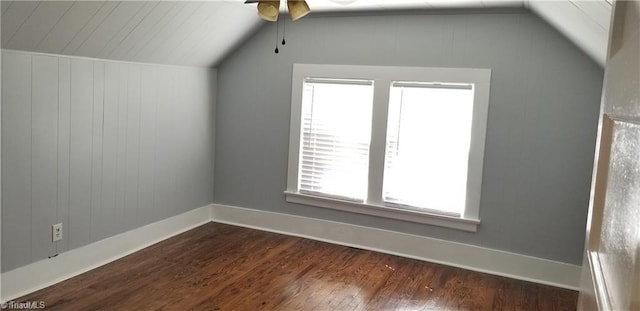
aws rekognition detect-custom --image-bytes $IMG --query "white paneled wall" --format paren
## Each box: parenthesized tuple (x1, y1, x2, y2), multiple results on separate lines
(1, 50, 215, 272)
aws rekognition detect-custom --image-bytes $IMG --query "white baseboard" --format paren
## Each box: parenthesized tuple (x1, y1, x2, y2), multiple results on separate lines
(1, 202, 581, 302)
(210, 203, 581, 290)
(1, 205, 212, 302)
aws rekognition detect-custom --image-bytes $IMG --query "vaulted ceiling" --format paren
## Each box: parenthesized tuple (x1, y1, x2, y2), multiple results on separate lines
(0, 0, 611, 67)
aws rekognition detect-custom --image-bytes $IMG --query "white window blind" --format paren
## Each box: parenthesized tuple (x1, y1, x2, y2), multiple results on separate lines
(299, 78, 374, 201)
(383, 82, 474, 215)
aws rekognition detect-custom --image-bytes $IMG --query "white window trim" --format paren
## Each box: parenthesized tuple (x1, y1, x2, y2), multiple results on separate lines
(285, 64, 491, 232)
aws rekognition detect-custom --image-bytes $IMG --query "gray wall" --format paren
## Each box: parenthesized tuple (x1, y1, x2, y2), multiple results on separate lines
(215, 10, 603, 265)
(1, 50, 216, 272)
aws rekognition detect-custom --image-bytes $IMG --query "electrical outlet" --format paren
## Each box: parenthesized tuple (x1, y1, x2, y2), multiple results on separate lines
(52, 223, 63, 242)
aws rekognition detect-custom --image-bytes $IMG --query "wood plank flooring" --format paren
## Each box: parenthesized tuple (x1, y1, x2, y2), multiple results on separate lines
(17, 223, 578, 310)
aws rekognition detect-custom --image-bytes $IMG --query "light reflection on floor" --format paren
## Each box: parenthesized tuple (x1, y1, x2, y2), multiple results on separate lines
(272, 261, 450, 311)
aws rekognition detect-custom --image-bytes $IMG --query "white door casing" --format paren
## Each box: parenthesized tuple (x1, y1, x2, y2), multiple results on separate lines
(578, 1, 640, 310)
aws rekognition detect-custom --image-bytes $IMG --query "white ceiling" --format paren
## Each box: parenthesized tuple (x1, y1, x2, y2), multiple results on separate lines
(1, 1, 260, 67)
(0, 0, 611, 67)
(527, 0, 611, 66)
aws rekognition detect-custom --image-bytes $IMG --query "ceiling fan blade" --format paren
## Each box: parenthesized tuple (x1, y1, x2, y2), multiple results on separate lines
(288, 0, 311, 21)
(257, 0, 281, 22)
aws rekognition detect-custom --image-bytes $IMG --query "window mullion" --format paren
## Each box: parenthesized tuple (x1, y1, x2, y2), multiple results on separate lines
(366, 79, 390, 205)
(286, 68, 306, 193)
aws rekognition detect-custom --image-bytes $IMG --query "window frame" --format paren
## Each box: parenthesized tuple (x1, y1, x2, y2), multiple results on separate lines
(285, 64, 491, 232)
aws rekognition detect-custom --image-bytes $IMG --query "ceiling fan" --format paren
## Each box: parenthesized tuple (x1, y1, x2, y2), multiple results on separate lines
(244, 0, 311, 22)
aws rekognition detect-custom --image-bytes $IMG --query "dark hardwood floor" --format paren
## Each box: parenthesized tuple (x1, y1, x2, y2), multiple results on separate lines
(18, 223, 578, 310)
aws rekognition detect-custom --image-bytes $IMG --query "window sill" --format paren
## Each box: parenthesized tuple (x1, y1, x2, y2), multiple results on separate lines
(284, 191, 480, 232)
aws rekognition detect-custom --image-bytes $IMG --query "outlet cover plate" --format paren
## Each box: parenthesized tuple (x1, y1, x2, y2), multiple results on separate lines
(52, 223, 62, 242)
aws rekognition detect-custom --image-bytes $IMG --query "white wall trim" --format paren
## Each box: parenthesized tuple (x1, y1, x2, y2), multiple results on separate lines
(0, 205, 212, 302)
(588, 251, 613, 310)
(1, 202, 581, 301)
(210, 203, 582, 290)
(0, 49, 215, 71)
(285, 191, 479, 232)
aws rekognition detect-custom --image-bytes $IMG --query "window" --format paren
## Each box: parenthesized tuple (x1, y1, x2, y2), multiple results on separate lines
(383, 82, 474, 216)
(299, 79, 374, 201)
(286, 64, 491, 232)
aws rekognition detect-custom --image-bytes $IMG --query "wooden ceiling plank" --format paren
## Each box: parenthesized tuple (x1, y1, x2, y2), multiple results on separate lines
(569, 0, 611, 30)
(151, 2, 222, 65)
(126, 2, 189, 62)
(172, 6, 236, 66)
(1, 1, 14, 17)
(61, 1, 119, 55)
(7, 1, 74, 52)
(97, 1, 159, 60)
(2, 1, 40, 47)
(187, 5, 261, 67)
(75, 2, 146, 58)
(134, 2, 203, 62)
(35, 1, 104, 54)
(529, 0, 608, 66)
(110, 2, 177, 61)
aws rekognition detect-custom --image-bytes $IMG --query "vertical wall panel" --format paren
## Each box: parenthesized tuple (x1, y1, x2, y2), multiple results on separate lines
(138, 65, 158, 225)
(57, 58, 71, 254)
(206, 70, 216, 205)
(115, 63, 128, 234)
(98, 62, 119, 241)
(173, 69, 189, 213)
(124, 65, 141, 230)
(182, 69, 212, 210)
(68, 59, 93, 249)
(177, 69, 195, 211)
(30, 55, 59, 260)
(90, 62, 105, 241)
(153, 70, 173, 221)
(1, 52, 32, 271)
(166, 71, 180, 218)
(199, 70, 215, 206)
(1, 51, 215, 271)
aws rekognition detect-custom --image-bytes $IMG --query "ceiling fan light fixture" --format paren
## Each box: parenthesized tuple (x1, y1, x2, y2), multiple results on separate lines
(257, 0, 280, 22)
(287, 0, 310, 21)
